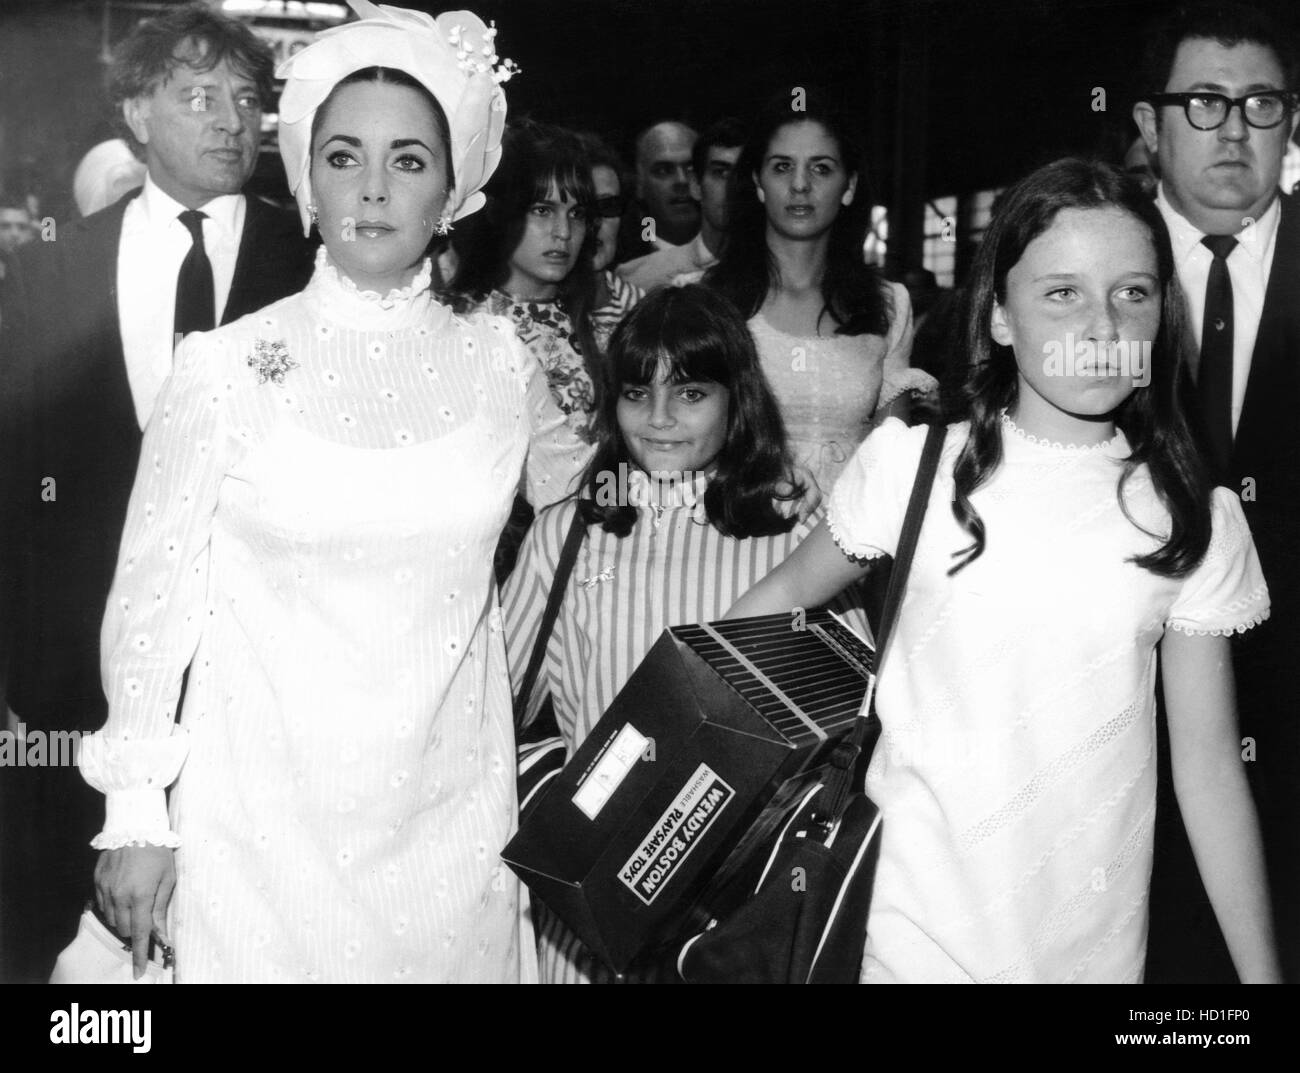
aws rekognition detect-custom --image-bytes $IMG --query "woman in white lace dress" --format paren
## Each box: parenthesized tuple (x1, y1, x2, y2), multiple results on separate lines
(730, 159, 1280, 983)
(83, 4, 587, 983)
(701, 90, 936, 496)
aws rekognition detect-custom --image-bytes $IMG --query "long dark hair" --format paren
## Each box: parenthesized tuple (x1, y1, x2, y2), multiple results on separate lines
(946, 156, 1211, 578)
(450, 120, 602, 387)
(580, 285, 801, 538)
(703, 87, 892, 337)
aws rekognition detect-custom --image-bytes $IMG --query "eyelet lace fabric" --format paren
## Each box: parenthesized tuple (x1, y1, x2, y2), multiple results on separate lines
(77, 256, 592, 981)
(822, 418, 1269, 983)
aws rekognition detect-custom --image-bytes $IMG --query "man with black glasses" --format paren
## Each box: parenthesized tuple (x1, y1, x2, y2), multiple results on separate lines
(1133, 0, 1299, 983)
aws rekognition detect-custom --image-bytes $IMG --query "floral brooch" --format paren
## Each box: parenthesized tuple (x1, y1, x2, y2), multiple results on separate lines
(247, 339, 298, 386)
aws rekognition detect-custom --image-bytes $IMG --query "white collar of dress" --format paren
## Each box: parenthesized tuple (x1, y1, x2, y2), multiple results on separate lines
(306, 248, 442, 329)
(627, 467, 711, 524)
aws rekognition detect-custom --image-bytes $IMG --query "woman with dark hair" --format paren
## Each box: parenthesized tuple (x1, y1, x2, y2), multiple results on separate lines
(453, 121, 607, 444)
(703, 88, 934, 494)
(503, 284, 865, 982)
(455, 123, 648, 582)
(730, 158, 1279, 982)
(82, 5, 586, 983)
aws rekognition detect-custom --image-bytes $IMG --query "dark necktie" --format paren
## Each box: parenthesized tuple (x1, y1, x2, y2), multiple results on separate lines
(1198, 234, 1237, 479)
(175, 209, 215, 338)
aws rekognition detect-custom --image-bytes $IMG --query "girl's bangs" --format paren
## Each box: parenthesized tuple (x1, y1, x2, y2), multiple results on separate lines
(530, 158, 593, 209)
(612, 324, 732, 388)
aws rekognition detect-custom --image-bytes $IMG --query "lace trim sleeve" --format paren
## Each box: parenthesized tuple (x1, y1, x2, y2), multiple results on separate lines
(1166, 582, 1271, 636)
(1166, 607, 1271, 637)
(823, 417, 919, 563)
(825, 496, 888, 565)
(1165, 490, 1271, 637)
(878, 368, 940, 409)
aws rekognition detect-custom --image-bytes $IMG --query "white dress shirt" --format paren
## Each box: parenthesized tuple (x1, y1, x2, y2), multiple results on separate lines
(616, 232, 718, 292)
(117, 176, 245, 428)
(1156, 184, 1280, 437)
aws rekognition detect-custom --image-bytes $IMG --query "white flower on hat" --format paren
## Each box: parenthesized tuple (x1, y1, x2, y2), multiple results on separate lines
(277, 1, 515, 237)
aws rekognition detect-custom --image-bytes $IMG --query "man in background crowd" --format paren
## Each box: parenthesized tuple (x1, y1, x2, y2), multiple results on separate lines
(618, 117, 744, 290)
(0, 196, 35, 259)
(615, 119, 697, 261)
(1132, 0, 1300, 983)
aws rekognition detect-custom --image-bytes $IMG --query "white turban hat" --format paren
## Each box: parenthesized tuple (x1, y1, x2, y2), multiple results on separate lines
(277, 1, 517, 236)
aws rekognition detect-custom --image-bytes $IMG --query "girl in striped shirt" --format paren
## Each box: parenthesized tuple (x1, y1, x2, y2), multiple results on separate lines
(502, 284, 865, 983)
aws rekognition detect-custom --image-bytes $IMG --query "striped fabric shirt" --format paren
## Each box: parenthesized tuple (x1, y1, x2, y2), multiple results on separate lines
(591, 270, 644, 351)
(502, 473, 869, 982)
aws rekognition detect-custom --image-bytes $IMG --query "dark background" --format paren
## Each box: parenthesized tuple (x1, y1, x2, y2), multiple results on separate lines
(2, 0, 1298, 269)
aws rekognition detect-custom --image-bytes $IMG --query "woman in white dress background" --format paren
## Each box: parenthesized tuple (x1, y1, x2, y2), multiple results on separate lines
(83, 2, 587, 983)
(700, 89, 936, 497)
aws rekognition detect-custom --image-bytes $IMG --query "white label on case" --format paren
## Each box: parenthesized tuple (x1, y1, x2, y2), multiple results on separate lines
(572, 723, 649, 820)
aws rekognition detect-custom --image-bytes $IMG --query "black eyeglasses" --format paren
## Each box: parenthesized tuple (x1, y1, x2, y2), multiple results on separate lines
(593, 195, 626, 219)
(1146, 90, 1297, 130)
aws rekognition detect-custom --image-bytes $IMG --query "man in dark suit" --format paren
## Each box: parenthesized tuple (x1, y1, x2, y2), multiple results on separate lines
(1133, 0, 1300, 982)
(0, 4, 313, 982)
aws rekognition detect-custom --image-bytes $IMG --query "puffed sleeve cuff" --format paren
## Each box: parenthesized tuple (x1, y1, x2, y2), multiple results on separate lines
(1165, 488, 1272, 636)
(91, 789, 180, 850)
(878, 368, 940, 409)
(80, 726, 189, 848)
(825, 417, 926, 562)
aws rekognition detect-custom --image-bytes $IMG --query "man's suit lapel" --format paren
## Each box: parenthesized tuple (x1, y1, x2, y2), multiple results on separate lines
(1234, 192, 1300, 476)
(70, 189, 135, 368)
(224, 195, 312, 324)
(38, 191, 138, 427)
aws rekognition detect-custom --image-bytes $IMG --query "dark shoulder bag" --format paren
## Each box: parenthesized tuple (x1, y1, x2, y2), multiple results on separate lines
(676, 422, 947, 984)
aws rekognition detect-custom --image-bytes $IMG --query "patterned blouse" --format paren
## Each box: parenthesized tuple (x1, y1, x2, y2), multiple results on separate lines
(474, 275, 643, 445)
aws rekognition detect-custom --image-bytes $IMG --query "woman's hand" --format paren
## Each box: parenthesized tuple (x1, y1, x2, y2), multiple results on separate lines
(782, 461, 823, 522)
(94, 845, 175, 979)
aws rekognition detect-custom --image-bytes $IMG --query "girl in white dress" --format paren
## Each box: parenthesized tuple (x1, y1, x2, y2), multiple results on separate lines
(83, 4, 587, 983)
(729, 158, 1281, 983)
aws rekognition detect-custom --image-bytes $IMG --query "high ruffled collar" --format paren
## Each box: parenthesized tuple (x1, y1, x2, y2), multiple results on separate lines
(304, 248, 443, 330)
(627, 467, 711, 527)
(1000, 410, 1129, 457)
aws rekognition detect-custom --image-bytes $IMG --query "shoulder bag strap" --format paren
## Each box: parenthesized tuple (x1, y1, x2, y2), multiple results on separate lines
(513, 503, 588, 729)
(818, 422, 946, 819)
(872, 420, 947, 677)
